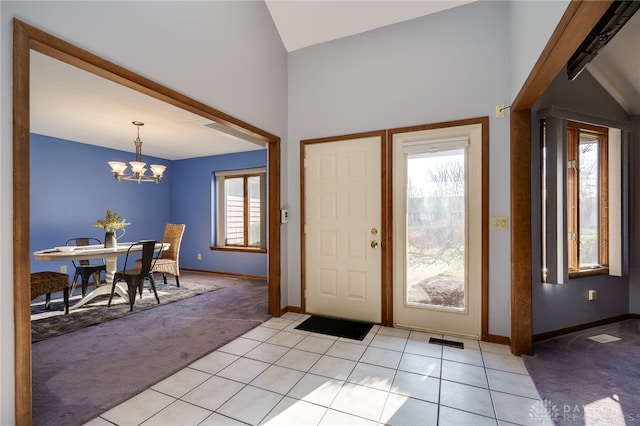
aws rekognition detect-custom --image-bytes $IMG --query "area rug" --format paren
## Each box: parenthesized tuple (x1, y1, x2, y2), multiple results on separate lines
(31, 279, 219, 342)
(295, 315, 373, 340)
(32, 272, 270, 426)
(522, 319, 640, 426)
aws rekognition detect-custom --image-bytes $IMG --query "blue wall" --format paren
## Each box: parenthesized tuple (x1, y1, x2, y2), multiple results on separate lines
(30, 134, 172, 273)
(171, 149, 268, 277)
(30, 133, 268, 277)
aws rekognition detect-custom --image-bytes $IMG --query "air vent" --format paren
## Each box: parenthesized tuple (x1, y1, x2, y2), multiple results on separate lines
(204, 122, 267, 148)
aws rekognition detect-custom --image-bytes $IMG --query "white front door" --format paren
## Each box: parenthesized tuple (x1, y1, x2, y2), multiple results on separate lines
(393, 123, 484, 338)
(304, 135, 382, 323)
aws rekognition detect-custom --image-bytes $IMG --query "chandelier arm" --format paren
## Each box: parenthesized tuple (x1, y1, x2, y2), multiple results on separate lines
(107, 121, 165, 184)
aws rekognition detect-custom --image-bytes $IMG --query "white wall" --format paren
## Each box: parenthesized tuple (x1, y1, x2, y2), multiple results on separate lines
(0, 2, 287, 423)
(286, 1, 513, 336)
(508, 0, 570, 101)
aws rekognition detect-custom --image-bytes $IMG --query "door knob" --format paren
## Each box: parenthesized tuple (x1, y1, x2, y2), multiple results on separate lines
(371, 240, 379, 248)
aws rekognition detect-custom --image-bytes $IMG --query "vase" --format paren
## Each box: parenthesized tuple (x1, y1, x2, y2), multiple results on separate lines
(104, 229, 116, 248)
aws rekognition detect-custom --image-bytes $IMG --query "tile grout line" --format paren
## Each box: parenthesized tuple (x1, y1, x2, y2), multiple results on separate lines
(96, 315, 542, 426)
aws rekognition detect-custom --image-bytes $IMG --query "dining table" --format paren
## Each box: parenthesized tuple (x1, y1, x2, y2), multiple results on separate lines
(33, 241, 169, 310)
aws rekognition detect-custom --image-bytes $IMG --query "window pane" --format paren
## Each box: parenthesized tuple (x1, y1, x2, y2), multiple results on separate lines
(406, 149, 466, 311)
(248, 176, 261, 247)
(579, 140, 599, 266)
(225, 177, 244, 245)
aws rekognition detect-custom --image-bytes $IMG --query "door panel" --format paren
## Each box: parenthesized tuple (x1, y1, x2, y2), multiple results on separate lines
(304, 136, 382, 323)
(393, 124, 484, 338)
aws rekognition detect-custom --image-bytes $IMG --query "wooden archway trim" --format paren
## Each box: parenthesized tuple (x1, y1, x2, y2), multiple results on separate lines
(509, 0, 613, 355)
(13, 18, 281, 424)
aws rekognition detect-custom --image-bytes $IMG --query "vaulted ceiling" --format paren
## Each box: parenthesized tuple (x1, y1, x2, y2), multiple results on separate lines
(30, 1, 640, 160)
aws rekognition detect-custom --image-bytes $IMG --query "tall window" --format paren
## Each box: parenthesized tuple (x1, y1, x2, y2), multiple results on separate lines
(566, 121, 608, 275)
(215, 168, 266, 249)
(541, 111, 623, 284)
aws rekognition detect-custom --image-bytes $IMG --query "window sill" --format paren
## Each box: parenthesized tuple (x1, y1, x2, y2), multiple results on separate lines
(210, 246, 267, 254)
(569, 266, 609, 279)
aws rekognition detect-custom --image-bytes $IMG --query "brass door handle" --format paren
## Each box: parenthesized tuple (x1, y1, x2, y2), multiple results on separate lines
(371, 241, 379, 248)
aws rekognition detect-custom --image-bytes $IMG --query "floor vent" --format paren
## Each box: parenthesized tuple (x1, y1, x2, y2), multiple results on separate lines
(429, 337, 464, 349)
(588, 334, 621, 343)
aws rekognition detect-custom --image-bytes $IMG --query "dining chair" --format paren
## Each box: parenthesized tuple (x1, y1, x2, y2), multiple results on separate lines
(136, 223, 186, 286)
(66, 237, 107, 297)
(108, 240, 162, 311)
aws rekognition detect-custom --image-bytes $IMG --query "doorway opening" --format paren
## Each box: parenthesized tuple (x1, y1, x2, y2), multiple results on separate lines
(13, 19, 281, 423)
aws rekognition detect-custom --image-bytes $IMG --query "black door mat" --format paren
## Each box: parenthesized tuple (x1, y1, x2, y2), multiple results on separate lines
(429, 337, 464, 349)
(295, 315, 374, 341)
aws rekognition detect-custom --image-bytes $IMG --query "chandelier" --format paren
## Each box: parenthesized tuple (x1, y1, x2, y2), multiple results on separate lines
(108, 121, 166, 183)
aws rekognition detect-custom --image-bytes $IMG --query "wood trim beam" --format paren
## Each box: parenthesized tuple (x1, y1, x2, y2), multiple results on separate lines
(512, 1, 614, 110)
(381, 131, 393, 326)
(509, 1, 612, 356)
(510, 109, 533, 355)
(268, 139, 282, 316)
(13, 19, 33, 426)
(20, 19, 276, 144)
(480, 117, 490, 341)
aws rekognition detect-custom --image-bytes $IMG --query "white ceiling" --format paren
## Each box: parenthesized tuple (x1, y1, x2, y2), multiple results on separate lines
(264, 0, 474, 52)
(30, 50, 267, 161)
(30, 1, 640, 161)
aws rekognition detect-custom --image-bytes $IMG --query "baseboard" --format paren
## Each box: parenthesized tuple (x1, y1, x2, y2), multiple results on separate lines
(533, 314, 633, 342)
(281, 305, 303, 315)
(486, 334, 510, 345)
(181, 268, 267, 280)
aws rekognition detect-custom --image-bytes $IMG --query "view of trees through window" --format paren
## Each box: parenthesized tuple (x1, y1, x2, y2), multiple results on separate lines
(567, 121, 608, 272)
(578, 140, 599, 266)
(406, 149, 466, 310)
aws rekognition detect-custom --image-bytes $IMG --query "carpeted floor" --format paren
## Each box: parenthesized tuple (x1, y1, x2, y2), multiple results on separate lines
(31, 271, 270, 426)
(522, 319, 640, 426)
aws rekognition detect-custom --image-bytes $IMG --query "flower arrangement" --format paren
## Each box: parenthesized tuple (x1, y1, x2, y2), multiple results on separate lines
(93, 210, 130, 231)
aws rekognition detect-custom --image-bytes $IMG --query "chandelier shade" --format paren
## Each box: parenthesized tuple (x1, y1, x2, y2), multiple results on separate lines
(108, 121, 166, 183)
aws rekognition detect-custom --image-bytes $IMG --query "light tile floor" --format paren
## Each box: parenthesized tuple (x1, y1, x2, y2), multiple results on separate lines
(85, 313, 549, 426)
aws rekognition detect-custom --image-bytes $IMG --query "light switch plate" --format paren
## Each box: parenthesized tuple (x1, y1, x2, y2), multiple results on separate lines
(491, 216, 508, 230)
